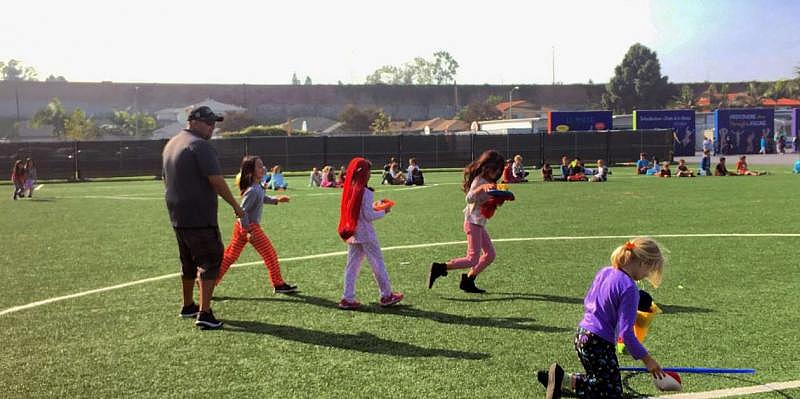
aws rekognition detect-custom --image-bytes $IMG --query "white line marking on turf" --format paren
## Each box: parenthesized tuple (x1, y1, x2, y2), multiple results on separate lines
(653, 380, 800, 399)
(3, 233, 800, 317)
(34, 184, 44, 191)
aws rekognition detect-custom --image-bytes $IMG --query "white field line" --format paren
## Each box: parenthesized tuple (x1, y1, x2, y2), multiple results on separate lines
(653, 380, 800, 399)
(3, 233, 800, 318)
(34, 184, 44, 191)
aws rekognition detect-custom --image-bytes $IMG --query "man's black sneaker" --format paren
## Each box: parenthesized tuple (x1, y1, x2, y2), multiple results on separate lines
(273, 283, 298, 294)
(536, 370, 549, 388)
(179, 302, 199, 318)
(428, 262, 448, 288)
(459, 273, 486, 294)
(195, 310, 223, 330)
(546, 363, 564, 399)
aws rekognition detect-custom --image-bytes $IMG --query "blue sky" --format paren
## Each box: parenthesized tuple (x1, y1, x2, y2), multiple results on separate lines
(1, 0, 798, 84)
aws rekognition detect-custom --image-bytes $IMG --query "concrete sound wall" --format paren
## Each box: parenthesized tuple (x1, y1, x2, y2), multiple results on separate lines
(0, 81, 607, 121)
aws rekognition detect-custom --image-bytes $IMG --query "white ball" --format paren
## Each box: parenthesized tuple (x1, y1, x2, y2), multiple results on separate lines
(653, 371, 682, 392)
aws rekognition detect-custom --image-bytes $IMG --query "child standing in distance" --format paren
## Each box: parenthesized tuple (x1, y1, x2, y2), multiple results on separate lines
(337, 157, 403, 310)
(215, 156, 297, 294)
(538, 237, 666, 399)
(699, 150, 712, 176)
(11, 160, 26, 200)
(429, 150, 505, 293)
(23, 158, 37, 198)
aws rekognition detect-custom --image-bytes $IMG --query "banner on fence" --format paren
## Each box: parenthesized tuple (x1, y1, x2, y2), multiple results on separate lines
(714, 108, 774, 154)
(547, 111, 612, 133)
(633, 109, 695, 156)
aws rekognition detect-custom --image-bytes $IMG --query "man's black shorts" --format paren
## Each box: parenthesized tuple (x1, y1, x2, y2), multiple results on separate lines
(173, 227, 224, 280)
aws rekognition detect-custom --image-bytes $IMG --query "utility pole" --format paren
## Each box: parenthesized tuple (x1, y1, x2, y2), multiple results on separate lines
(134, 86, 140, 136)
(552, 46, 555, 86)
(453, 80, 459, 115)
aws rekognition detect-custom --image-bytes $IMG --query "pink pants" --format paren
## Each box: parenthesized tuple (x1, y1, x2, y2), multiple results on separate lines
(447, 221, 496, 275)
(342, 240, 393, 301)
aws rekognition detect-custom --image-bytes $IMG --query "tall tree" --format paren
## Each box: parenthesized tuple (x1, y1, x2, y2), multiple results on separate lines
(455, 96, 502, 123)
(601, 43, 670, 114)
(64, 108, 99, 140)
(30, 98, 67, 138)
(338, 105, 378, 131)
(291, 72, 300, 85)
(107, 110, 156, 137)
(365, 52, 460, 85)
(369, 109, 391, 134)
(45, 74, 67, 82)
(0, 59, 38, 81)
(671, 85, 695, 109)
(366, 65, 403, 84)
(431, 51, 459, 84)
(304, 76, 312, 85)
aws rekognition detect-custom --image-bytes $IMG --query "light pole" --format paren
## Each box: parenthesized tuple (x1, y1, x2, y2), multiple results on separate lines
(134, 86, 140, 136)
(508, 86, 519, 119)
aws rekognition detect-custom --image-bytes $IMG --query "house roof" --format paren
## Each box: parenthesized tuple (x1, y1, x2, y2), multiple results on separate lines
(495, 100, 529, 112)
(696, 92, 800, 107)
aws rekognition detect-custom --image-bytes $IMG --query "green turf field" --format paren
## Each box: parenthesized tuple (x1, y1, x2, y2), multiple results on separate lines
(2, 166, 799, 398)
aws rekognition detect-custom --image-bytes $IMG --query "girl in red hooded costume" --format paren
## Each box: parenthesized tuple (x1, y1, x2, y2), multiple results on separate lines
(337, 157, 404, 310)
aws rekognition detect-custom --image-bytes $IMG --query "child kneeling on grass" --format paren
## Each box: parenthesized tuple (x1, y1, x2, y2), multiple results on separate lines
(537, 237, 666, 398)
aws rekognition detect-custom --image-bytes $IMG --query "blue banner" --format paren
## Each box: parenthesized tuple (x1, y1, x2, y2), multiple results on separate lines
(714, 108, 774, 154)
(633, 110, 696, 156)
(548, 111, 612, 133)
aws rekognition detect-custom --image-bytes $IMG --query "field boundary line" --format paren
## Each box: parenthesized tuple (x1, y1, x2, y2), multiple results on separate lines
(653, 379, 800, 398)
(3, 233, 800, 317)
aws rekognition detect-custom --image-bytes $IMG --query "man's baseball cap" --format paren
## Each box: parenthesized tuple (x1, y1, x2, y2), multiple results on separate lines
(187, 106, 224, 123)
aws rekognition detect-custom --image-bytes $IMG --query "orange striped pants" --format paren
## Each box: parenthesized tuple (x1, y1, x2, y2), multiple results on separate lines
(215, 222, 285, 288)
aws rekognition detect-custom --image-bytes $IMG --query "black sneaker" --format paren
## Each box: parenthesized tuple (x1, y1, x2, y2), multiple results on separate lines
(179, 302, 199, 318)
(546, 363, 564, 399)
(459, 273, 486, 294)
(428, 262, 448, 289)
(536, 370, 549, 388)
(195, 310, 223, 330)
(273, 283, 298, 294)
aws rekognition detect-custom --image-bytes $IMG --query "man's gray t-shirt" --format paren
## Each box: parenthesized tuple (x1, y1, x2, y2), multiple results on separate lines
(162, 129, 222, 227)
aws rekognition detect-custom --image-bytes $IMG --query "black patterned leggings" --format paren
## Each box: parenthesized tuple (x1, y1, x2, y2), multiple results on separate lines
(573, 327, 623, 398)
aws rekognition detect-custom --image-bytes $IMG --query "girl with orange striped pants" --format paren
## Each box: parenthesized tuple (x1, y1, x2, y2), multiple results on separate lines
(215, 156, 297, 294)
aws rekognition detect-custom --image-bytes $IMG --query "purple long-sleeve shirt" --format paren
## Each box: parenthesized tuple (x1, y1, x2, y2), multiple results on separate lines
(578, 266, 648, 360)
(347, 188, 385, 244)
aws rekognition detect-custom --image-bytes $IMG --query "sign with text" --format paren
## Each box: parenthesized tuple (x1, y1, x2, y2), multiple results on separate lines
(633, 110, 696, 156)
(714, 108, 774, 154)
(547, 111, 612, 134)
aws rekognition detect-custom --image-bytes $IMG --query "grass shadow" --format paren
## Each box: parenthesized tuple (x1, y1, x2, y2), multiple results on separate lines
(659, 303, 715, 314)
(442, 292, 584, 305)
(216, 293, 571, 333)
(224, 319, 489, 360)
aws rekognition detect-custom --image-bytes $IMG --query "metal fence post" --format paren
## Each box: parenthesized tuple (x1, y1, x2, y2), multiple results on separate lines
(322, 135, 328, 166)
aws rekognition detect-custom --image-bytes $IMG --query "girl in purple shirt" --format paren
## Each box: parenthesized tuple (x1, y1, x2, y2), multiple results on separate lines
(539, 237, 666, 399)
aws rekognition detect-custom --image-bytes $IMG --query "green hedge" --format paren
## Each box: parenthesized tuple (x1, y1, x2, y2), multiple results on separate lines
(221, 125, 316, 138)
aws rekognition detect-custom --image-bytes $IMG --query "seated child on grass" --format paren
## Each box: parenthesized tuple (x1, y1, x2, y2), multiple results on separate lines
(675, 159, 695, 177)
(736, 156, 765, 176)
(542, 163, 553, 182)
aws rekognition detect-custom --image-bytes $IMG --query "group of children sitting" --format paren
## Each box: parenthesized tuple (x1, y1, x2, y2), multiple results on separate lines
(381, 157, 424, 186)
(309, 165, 346, 188)
(501, 155, 608, 184)
(306, 157, 425, 188)
(637, 151, 766, 177)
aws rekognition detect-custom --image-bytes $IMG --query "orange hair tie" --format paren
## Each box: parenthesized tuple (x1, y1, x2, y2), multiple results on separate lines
(624, 241, 636, 250)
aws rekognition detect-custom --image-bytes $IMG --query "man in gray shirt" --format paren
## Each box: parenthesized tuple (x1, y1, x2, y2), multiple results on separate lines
(162, 106, 244, 329)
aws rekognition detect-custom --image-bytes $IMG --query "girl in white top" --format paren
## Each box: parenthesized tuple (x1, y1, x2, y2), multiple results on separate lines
(428, 150, 505, 293)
